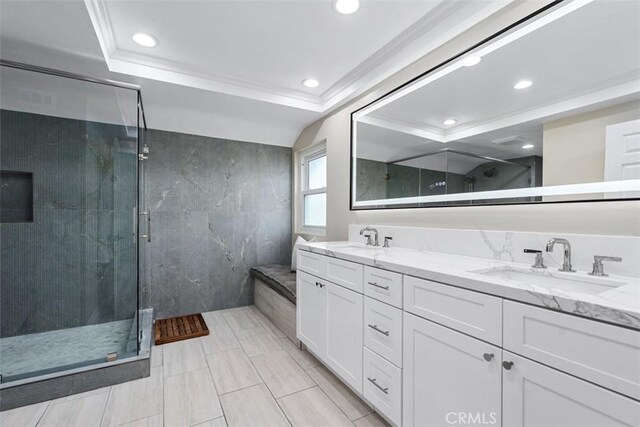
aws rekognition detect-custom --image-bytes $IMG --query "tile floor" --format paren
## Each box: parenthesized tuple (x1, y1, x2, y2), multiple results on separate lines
(0, 306, 390, 427)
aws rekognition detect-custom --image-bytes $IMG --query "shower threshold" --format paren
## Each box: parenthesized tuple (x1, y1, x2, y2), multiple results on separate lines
(0, 309, 153, 411)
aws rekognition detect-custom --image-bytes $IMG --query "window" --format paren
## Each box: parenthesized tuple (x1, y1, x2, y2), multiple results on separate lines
(299, 146, 326, 232)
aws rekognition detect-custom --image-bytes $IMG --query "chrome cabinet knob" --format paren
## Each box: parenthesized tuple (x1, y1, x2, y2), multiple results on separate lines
(502, 361, 514, 370)
(483, 353, 494, 362)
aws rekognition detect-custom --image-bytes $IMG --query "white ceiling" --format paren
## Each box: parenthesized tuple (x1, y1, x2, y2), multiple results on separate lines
(0, 0, 510, 146)
(362, 0, 640, 143)
(356, 120, 544, 173)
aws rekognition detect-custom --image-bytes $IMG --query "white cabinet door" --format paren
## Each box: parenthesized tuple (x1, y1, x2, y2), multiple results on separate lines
(403, 312, 501, 427)
(325, 282, 364, 393)
(503, 351, 640, 427)
(296, 271, 325, 358)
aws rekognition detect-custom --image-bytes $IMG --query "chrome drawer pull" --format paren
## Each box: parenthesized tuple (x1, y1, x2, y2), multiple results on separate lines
(368, 324, 390, 336)
(368, 282, 389, 290)
(367, 377, 389, 394)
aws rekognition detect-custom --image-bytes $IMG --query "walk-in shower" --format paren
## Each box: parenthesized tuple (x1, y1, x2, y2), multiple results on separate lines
(0, 60, 151, 408)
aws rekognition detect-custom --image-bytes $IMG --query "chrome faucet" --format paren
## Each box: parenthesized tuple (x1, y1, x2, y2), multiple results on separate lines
(359, 226, 379, 246)
(545, 238, 575, 272)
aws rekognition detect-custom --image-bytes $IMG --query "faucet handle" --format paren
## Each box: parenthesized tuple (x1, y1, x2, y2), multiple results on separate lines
(589, 255, 622, 277)
(363, 234, 373, 246)
(524, 249, 546, 269)
(383, 236, 393, 248)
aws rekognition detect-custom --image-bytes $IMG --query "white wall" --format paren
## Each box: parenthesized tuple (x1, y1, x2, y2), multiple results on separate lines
(543, 101, 640, 186)
(292, 1, 640, 240)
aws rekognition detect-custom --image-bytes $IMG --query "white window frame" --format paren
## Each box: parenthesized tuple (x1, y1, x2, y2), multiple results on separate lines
(298, 144, 327, 235)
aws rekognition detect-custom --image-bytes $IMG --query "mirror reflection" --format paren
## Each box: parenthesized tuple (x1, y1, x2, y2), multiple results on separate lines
(352, 0, 640, 208)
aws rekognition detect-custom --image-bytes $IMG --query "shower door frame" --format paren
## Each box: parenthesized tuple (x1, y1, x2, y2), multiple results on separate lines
(0, 58, 148, 382)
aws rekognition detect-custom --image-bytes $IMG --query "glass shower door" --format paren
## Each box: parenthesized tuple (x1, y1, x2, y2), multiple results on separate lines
(0, 64, 140, 383)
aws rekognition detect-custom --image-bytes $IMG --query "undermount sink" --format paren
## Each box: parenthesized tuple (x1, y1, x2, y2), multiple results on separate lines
(343, 243, 380, 250)
(472, 267, 627, 296)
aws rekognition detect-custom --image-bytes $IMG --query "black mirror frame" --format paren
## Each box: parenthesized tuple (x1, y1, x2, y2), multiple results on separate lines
(349, 0, 639, 211)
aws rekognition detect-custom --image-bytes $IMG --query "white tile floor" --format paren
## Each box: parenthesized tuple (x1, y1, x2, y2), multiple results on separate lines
(0, 306, 390, 427)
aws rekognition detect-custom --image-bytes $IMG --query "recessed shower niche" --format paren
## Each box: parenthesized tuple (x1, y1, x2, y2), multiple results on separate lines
(0, 171, 34, 223)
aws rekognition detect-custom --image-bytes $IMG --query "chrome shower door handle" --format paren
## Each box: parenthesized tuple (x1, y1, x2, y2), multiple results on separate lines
(139, 211, 151, 242)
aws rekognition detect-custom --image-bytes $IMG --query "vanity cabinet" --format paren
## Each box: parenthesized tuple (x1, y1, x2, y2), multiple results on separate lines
(297, 249, 640, 427)
(403, 312, 502, 427)
(503, 352, 640, 427)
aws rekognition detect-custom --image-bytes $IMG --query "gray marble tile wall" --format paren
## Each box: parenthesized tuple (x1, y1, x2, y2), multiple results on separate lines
(356, 158, 387, 201)
(0, 110, 138, 338)
(143, 129, 292, 319)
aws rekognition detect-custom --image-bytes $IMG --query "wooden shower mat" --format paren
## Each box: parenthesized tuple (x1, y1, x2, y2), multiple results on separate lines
(154, 313, 209, 345)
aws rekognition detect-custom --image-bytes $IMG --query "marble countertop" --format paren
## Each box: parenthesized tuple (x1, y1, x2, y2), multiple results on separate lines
(299, 241, 640, 330)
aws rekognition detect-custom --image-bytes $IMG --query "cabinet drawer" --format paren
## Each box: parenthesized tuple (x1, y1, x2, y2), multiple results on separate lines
(325, 257, 363, 293)
(404, 276, 502, 345)
(297, 250, 326, 277)
(364, 266, 403, 308)
(364, 297, 403, 367)
(363, 347, 402, 426)
(504, 301, 640, 400)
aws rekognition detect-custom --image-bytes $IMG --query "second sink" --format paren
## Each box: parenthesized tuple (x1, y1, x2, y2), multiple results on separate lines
(472, 266, 627, 296)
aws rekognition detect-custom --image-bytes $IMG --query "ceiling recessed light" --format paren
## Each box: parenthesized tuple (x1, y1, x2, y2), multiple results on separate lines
(132, 33, 157, 47)
(514, 80, 533, 90)
(522, 144, 535, 150)
(334, 0, 360, 14)
(462, 56, 482, 67)
(302, 78, 319, 88)
(443, 119, 457, 126)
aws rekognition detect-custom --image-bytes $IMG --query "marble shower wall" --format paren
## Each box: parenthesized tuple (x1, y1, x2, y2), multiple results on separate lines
(143, 129, 292, 319)
(0, 110, 138, 338)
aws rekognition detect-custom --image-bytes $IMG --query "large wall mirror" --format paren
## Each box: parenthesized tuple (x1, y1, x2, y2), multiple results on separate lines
(351, 0, 640, 209)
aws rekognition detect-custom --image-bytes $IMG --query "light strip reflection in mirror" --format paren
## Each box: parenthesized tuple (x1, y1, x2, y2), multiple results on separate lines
(353, 0, 595, 120)
(352, 179, 640, 207)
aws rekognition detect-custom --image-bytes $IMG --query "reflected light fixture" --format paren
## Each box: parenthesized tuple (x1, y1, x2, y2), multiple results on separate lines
(522, 144, 535, 150)
(132, 33, 157, 47)
(302, 78, 320, 88)
(462, 56, 482, 67)
(443, 119, 457, 126)
(514, 80, 533, 90)
(334, 0, 360, 14)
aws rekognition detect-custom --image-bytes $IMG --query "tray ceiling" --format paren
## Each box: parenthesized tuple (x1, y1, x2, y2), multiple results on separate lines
(84, 0, 509, 112)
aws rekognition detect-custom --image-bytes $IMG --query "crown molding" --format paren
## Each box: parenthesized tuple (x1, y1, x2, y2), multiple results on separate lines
(85, 0, 512, 113)
(319, 0, 513, 112)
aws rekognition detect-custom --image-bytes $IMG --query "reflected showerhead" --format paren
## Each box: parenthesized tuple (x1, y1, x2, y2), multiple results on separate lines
(484, 168, 498, 178)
